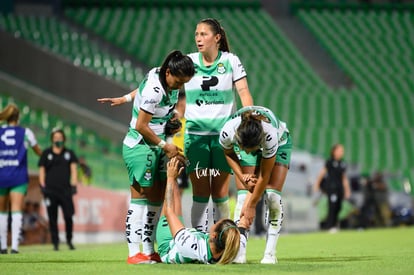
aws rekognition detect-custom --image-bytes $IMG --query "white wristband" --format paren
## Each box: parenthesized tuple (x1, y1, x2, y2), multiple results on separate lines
(124, 94, 132, 102)
(157, 140, 166, 149)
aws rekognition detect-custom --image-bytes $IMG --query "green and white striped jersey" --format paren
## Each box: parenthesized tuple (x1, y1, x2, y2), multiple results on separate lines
(162, 228, 213, 264)
(123, 68, 179, 148)
(184, 51, 247, 135)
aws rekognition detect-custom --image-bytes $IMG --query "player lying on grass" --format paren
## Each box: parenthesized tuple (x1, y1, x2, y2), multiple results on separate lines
(156, 157, 241, 264)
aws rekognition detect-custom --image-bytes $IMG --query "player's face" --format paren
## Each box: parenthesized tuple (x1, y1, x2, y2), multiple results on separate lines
(194, 23, 220, 54)
(165, 69, 192, 90)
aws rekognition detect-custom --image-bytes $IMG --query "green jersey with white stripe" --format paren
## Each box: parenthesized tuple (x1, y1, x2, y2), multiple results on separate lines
(184, 51, 247, 135)
(123, 68, 179, 148)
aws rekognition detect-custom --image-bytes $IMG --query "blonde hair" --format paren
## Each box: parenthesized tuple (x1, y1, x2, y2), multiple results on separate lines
(214, 219, 240, 264)
(0, 103, 19, 123)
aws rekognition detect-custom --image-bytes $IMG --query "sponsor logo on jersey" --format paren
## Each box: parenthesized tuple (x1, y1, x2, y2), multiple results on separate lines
(195, 99, 225, 107)
(217, 63, 226, 74)
(144, 99, 158, 105)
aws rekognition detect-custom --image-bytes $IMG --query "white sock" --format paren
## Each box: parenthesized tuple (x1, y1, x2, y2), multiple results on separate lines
(233, 190, 247, 225)
(213, 197, 230, 224)
(11, 212, 22, 251)
(234, 227, 248, 262)
(191, 197, 209, 232)
(0, 213, 8, 250)
(142, 203, 161, 255)
(126, 199, 146, 257)
(264, 190, 283, 257)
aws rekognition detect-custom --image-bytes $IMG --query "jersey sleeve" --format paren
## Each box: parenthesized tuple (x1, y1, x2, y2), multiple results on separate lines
(231, 54, 247, 82)
(262, 123, 279, 159)
(174, 228, 209, 263)
(139, 79, 163, 115)
(24, 128, 38, 147)
(219, 119, 236, 150)
(69, 150, 79, 164)
(38, 149, 49, 167)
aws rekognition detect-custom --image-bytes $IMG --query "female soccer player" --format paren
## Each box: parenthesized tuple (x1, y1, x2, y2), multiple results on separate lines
(0, 104, 42, 254)
(184, 18, 253, 232)
(98, 18, 254, 233)
(219, 106, 292, 264)
(156, 157, 240, 264)
(121, 50, 195, 264)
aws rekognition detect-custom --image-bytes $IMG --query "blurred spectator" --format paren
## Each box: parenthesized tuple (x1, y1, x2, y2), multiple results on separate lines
(314, 144, 351, 233)
(78, 156, 92, 185)
(21, 201, 49, 245)
(38, 128, 79, 251)
(359, 171, 391, 228)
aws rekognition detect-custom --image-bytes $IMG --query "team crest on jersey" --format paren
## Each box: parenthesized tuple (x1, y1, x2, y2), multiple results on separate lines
(217, 63, 226, 74)
(144, 169, 152, 181)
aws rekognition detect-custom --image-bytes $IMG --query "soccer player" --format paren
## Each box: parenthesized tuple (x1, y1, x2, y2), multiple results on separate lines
(184, 18, 253, 232)
(156, 157, 240, 264)
(114, 50, 195, 264)
(219, 106, 292, 264)
(98, 18, 254, 233)
(0, 103, 42, 254)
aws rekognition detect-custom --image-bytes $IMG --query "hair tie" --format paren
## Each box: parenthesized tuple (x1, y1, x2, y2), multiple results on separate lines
(218, 225, 237, 244)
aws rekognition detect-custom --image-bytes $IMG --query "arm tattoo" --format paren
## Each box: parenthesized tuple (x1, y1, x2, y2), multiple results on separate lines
(165, 179, 174, 210)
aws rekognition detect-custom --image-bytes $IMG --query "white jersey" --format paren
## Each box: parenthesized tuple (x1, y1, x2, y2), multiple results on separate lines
(162, 228, 213, 264)
(219, 106, 289, 159)
(184, 51, 247, 135)
(123, 68, 179, 148)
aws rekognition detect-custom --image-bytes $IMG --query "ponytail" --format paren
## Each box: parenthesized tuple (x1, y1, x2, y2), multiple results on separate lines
(214, 219, 240, 264)
(199, 18, 230, 52)
(159, 50, 195, 91)
(0, 103, 19, 124)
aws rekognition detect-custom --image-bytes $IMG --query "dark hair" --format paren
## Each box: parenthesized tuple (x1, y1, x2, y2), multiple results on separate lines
(235, 111, 266, 148)
(50, 127, 66, 142)
(159, 50, 195, 91)
(199, 18, 230, 52)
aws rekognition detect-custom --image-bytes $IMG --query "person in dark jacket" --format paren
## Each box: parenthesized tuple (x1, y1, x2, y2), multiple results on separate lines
(314, 144, 351, 233)
(38, 128, 79, 251)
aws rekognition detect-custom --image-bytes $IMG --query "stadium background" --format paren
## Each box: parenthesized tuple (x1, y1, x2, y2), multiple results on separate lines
(0, 0, 413, 237)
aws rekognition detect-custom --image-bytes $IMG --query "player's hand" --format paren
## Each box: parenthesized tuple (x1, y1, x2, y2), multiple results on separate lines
(163, 143, 183, 159)
(97, 97, 126, 106)
(167, 157, 184, 179)
(240, 174, 257, 191)
(240, 205, 256, 227)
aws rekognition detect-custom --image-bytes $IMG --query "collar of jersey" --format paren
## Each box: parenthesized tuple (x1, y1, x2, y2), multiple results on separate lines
(198, 51, 222, 71)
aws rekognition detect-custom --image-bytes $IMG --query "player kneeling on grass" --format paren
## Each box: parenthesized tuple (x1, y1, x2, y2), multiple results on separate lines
(219, 106, 292, 264)
(156, 157, 240, 264)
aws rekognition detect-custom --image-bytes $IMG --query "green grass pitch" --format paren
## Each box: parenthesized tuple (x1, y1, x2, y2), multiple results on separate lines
(1, 227, 413, 275)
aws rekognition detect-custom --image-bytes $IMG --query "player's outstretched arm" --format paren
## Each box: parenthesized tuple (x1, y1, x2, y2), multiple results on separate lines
(97, 89, 137, 106)
(164, 157, 185, 237)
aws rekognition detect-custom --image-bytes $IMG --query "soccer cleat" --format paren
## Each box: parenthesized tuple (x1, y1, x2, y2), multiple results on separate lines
(232, 253, 246, 264)
(127, 252, 154, 264)
(260, 254, 277, 264)
(11, 249, 19, 254)
(149, 252, 161, 263)
(1, 249, 8, 254)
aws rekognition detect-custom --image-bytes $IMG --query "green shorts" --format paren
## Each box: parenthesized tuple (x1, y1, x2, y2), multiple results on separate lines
(122, 142, 167, 188)
(236, 133, 292, 167)
(184, 134, 231, 174)
(156, 215, 185, 257)
(0, 183, 28, 196)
